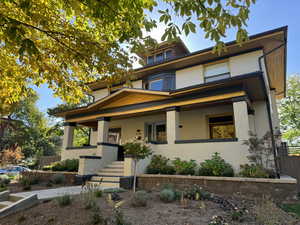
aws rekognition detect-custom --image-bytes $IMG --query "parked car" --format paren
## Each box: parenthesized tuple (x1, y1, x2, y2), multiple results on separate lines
(0, 166, 31, 175)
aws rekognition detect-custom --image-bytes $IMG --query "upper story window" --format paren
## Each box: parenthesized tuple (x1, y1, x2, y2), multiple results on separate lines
(204, 62, 230, 83)
(147, 79, 163, 91)
(143, 72, 175, 91)
(146, 49, 174, 64)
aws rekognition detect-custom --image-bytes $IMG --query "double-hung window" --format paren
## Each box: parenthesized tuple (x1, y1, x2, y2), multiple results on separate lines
(204, 62, 230, 83)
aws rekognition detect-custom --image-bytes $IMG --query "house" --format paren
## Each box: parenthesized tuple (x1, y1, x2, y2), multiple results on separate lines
(56, 26, 287, 187)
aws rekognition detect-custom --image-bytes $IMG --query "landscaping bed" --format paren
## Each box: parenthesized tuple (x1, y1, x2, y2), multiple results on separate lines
(0, 187, 299, 225)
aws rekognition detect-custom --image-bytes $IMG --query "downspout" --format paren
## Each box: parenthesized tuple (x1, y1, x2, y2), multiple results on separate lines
(258, 42, 286, 178)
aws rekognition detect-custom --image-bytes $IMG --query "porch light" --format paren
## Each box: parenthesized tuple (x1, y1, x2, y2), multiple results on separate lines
(274, 128, 282, 147)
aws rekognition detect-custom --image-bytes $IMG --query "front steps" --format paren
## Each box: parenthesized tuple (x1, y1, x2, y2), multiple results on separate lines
(88, 161, 124, 188)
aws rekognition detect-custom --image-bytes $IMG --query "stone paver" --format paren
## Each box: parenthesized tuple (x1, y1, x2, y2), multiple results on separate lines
(13, 186, 83, 200)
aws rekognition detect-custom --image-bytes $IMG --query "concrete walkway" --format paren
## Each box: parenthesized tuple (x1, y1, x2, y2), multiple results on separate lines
(13, 186, 83, 200)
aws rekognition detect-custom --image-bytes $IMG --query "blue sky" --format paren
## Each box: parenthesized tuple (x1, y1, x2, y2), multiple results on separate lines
(35, 0, 300, 113)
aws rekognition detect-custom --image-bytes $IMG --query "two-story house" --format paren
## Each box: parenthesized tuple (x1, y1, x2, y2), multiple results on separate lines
(56, 26, 287, 186)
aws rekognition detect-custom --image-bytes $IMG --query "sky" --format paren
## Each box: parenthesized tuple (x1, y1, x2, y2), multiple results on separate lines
(34, 0, 300, 113)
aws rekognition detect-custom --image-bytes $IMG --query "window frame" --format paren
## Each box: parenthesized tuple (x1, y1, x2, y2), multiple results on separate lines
(147, 55, 154, 64)
(147, 78, 164, 91)
(165, 49, 173, 60)
(145, 121, 167, 143)
(207, 113, 235, 139)
(204, 61, 230, 83)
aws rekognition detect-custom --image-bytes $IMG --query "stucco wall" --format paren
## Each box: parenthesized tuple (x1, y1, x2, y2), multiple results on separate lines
(229, 50, 262, 76)
(132, 80, 143, 89)
(176, 64, 204, 89)
(61, 148, 100, 160)
(252, 101, 271, 138)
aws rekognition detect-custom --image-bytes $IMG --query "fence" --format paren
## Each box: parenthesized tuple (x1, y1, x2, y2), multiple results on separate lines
(278, 142, 300, 192)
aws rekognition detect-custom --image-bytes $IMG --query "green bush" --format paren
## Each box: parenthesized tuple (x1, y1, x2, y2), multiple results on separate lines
(42, 159, 79, 172)
(160, 189, 175, 203)
(183, 184, 211, 200)
(146, 155, 175, 175)
(51, 174, 66, 184)
(94, 189, 103, 198)
(0, 175, 10, 186)
(198, 152, 234, 177)
(239, 164, 269, 178)
(56, 194, 71, 207)
(172, 158, 197, 175)
(130, 190, 148, 207)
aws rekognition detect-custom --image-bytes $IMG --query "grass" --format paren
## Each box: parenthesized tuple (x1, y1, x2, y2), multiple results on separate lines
(281, 203, 300, 218)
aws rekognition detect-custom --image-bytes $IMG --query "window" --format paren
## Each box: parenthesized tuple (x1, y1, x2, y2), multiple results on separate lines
(148, 79, 163, 91)
(204, 62, 230, 83)
(155, 53, 164, 62)
(146, 122, 166, 142)
(147, 55, 154, 64)
(165, 50, 173, 59)
(208, 115, 235, 139)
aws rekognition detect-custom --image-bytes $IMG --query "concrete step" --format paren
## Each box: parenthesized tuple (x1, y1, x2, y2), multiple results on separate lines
(111, 161, 124, 165)
(100, 168, 124, 173)
(97, 171, 124, 176)
(91, 176, 120, 182)
(105, 165, 124, 169)
(88, 181, 120, 188)
(0, 201, 14, 206)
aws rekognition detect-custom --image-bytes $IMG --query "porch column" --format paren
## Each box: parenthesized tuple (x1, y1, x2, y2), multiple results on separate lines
(166, 107, 180, 144)
(97, 117, 110, 143)
(248, 109, 256, 134)
(62, 122, 76, 149)
(233, 100, 250, 140)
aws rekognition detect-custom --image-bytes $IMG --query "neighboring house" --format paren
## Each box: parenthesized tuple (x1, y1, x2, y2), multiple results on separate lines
(56, 26, 287, 185)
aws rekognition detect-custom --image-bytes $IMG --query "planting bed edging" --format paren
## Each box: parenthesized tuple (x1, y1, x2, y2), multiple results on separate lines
(21, 170, 77, 185)
(137, 174, 298, 202)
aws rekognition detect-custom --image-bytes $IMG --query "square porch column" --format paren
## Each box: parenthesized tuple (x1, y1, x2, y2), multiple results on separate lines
(233, 99, 250, 140)
(97, 117, 110, 143)
(62, 122, 76, 149)
(166, 107, 180, 144)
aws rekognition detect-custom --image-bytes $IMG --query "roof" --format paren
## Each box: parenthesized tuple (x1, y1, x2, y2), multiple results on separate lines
(89, 26, 287, 99)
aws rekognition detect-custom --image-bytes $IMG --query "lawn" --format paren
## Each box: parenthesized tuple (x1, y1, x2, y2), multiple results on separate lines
(1, 187, 299, 225)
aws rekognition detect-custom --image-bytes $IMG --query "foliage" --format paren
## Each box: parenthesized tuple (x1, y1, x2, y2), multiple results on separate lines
(50, 174, 66, 184)
(56, 194, 72, 207)
(281, 203, 300, 218)
(279, 74, 300, 145)
(123, 138, 152, 192)
(82, 191, 97, 210)
(114, 208, 132, 225)
(130, 190, 148, 207)
(172, 158, 197, 175)
(239, 164, 269, 178)
(183, 184, 211, 200)
(103, 188, 126, 194)
(43, 159, 79, 172)
(0, 0, 255, 114)
(0, 174, 11, 186)
(91, 207, 106, 225)
(0, 145, 24, 165)
(20, 176, 39, 186)
(0, 93, 62, 160)
(198, 153, 234, 177)
(243, 131, 274, 170)
(160, 188, 175, 203)
(146, 155, 175, 175)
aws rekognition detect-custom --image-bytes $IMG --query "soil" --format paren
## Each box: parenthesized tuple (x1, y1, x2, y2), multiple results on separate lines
(0, 191, 299, 225)
(8, 181, 74, 193)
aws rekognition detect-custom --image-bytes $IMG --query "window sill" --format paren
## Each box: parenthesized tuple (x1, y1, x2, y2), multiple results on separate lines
(66, 145, 97, 150)
(175, 138, 238, 144)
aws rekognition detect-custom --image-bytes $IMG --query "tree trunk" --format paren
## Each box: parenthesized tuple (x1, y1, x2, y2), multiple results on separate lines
(133, 159, 137, 192)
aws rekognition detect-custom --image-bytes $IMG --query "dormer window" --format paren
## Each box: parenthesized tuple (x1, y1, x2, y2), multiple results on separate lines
(155, 52, 164, 63)
(147, 55, 154, 64)
(204, 62, 230, 83)
(146, 49, 175, 65)
(165, 50, 173, 59)
(147, 79, 163, 91)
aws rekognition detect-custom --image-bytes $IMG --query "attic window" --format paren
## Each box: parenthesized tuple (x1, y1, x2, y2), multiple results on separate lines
(147, 55, 154, 64)
(165, 50, 173, 59)
(155, 52, 164, 62)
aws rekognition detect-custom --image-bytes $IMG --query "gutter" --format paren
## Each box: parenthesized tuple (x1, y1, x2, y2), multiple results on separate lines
(258, 41, 287, 178)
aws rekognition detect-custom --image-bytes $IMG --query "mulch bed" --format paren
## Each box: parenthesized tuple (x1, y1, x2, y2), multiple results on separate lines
(0, 191, 299, 225)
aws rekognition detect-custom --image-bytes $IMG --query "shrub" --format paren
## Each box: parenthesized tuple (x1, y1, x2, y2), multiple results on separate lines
(56, 194, 71, 207)
(19, 177, 35, 190)
(239, 164, 269, 178)
(43, 159, 79, 172)
(172, 158, 197, 175)
(160, 189, 175, 203)
(94, 189, 103, 198)
(130, 190, 148, 207)
(146, 155, 175, 175)
(183, 184, 211, 200)
(198, 152, 234, 177)
(0, 175, 10, 186)
(51, 174, 66, 184)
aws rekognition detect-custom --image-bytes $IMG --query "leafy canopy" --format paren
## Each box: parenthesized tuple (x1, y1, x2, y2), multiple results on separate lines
(0, 0, 255, 115)
(279, 74, 300, 145)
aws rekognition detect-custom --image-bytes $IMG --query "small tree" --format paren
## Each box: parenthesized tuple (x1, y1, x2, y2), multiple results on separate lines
(243, 131, 274, 170)
(123, 139, 152, 192)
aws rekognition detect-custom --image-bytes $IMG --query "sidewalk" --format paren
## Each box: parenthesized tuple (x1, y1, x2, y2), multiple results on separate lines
(13, 186, 83, 200)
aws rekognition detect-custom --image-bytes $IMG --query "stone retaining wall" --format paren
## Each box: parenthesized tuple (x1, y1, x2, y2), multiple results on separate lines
(21, 171, 77, 185)
(138, 174, 298, 202)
